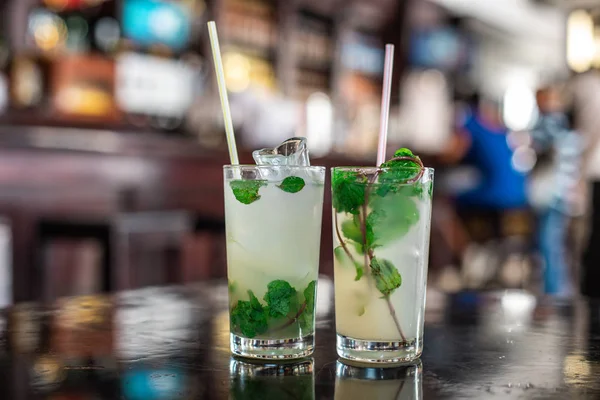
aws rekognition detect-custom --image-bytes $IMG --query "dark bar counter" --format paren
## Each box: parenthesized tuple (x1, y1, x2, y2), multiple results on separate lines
(1, 279, 599, 399)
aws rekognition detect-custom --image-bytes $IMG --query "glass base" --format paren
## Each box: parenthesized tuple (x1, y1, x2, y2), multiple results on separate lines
(336, 334, 422, 365)
(230, 333, 314, 360)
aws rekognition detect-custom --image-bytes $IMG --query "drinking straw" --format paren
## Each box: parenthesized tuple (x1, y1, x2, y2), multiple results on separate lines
(376, 44, 395, 166)
(208, 21, 239, 165)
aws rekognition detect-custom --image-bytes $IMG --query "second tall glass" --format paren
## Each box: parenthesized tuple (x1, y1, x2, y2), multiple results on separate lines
(332, 166, 433, 364)
(224, 165, 325, 360)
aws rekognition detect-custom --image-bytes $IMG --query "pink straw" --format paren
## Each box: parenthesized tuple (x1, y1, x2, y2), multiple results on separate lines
(376, 44, 395, 166)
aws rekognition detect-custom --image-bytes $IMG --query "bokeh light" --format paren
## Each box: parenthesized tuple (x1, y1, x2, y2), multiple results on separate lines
(224, 52, 251, 93)
(567, 9, 595, 73)
(503, 84, 538, 131)
(29, 9, 67, 52)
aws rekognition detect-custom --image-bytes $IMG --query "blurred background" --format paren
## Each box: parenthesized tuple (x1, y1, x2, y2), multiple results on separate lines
(0, 0, 597, 304)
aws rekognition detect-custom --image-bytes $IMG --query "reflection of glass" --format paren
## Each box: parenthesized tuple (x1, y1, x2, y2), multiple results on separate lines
(224, 165, 325, 359)
(332, 167, 433, 364)
(229, 358, 314, 400)
(334, 361, 422, 400)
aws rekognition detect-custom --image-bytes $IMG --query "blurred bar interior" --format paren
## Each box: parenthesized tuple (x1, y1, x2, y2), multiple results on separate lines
(0, 0, 598, 303)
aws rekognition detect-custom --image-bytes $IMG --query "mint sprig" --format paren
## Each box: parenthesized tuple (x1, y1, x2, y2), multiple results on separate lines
(230, 290, 269, 338)
(277, 176, 305, 193)
(263, 280, 297, 318)
(230, 180, 268, 205)
(230, 280, 317, 338)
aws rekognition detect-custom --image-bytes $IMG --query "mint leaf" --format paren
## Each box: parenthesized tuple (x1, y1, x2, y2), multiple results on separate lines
(277, 176, 305, 193)
(299, 311, 313, 332)
(341, 215, 375, 249)
(299, 280, 317, 331)
(303, 280, 316, 311)
(393, 147, 416, 158)
(354, 265, 364, 281)
(331, 169, 367, 214)
(378, 148, 422, 192)
(228, 281, 237, 294)
(368, 192, 419, 246)
(334, 245, 366, 280)
(230, 290, 269, 338)
(370, 258, 402, 296)
(378, 167, 421, 188)
(230, 180, 268, 205)
(353, 242, 365, 255)
(334, 246, 346, 262)
(263, 280, 297, 318)
(341, 217, 363, 243)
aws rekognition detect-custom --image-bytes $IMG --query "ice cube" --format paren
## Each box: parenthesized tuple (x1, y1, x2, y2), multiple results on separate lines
(252, 137, 310, 166)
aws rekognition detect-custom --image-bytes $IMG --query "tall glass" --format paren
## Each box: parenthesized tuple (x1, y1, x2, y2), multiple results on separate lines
(331, 166, 433, 364)
(224, 165, 325, 359)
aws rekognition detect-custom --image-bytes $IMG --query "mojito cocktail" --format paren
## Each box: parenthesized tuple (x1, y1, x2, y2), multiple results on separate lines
(224, 163, 324, 359)
(332, 148, 433, 364)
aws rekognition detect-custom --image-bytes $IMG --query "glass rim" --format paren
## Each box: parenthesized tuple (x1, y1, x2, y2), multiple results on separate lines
(224, 165, 326, 172)
(331, 166, 434, 173)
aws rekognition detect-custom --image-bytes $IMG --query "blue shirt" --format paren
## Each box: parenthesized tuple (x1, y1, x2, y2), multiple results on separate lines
(457, 113, 527, 209)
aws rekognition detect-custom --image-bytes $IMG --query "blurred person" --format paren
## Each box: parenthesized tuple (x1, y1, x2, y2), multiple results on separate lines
(528, 85, 582, 296)
(456, 95, 528, 210)
(451, 94, 530, 289)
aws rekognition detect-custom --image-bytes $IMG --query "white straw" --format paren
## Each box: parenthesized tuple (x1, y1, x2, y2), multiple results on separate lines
(207, 21, 239, 165)
(376, 44, 395, 166)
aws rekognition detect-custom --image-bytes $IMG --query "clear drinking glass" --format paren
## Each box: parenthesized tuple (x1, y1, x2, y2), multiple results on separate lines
(331, 166, 433, 364)
(334, 361, 422, 400)
(224, 165, 325, 359)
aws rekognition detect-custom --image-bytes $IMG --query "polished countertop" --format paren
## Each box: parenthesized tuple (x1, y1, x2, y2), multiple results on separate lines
(1, 278, 599, 399)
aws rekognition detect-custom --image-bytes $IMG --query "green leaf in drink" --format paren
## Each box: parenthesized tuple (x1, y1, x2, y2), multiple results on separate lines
(334, 246, 346, 262)
(277, 176, 305, 193)
(331, 169, 367, 214)
(230, 180, 268, 205)
(354, 265, 364, 281)
(358, 305, 366, 316)
(303, 280, 316, 311)
(333, 245, 365, 279)
(341, 217, 363, 244)
(368, 192, 420, 247)
(341, 215, 376, 250)
(230, 290, 269, 338)
(299, 280, 317, 331)
(370, 257, 402, 297)
(230, 280, 317, 338)
(378, 148, 422, 194)
(228, 281, 237, 294)
(263, 280, 297, 319)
